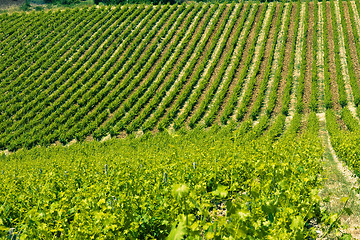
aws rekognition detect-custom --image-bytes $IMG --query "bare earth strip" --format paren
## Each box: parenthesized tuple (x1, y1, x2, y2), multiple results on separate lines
(350, 1, 360, 34)
(283, 2, 306, 129)
(256, 4, 290, 122)
(175, 5, 236, 118)
(231, 2, 274, 121)
(343, 2, 360, 93)
(143, 6, 220, 126)
(318, 2, 325, 112)
(243, 3, 280, 122)
(334, 1, 360, 122)
(302, 2, 314, 116)
(119, 7, 206, 124)
(326, 2, 341, 111)
(200, 5, 257, 123)
(272, 3, 297, 116)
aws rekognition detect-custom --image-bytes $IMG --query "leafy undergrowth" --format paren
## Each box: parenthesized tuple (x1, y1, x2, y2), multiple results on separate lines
(0, 125, 335, 239)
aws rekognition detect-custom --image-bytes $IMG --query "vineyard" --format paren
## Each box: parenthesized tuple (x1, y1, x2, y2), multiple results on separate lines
(2, 0, 360, 238)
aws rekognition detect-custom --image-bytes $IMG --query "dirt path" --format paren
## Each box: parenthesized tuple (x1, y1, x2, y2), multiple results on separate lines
(318, 112, 360, 239)
(316, 3, 360, 238)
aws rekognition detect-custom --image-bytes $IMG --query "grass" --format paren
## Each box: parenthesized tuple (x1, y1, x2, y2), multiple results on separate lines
(319, 121, 360, 238)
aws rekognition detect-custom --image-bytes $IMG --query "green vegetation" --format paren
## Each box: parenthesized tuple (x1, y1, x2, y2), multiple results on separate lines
(2, 1, 360, 238)
(1, 123, 331, 239)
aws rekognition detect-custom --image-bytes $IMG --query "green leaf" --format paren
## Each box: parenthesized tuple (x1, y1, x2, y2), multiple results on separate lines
(0, 225, 9, 231)
(344, 207, 353, 216)
(172, 184, 190, 200)
(340, 197, 349, 203)
(167, 215, 187, 240)
(212, 185, 228, 198)
(290, 216, 304, 230)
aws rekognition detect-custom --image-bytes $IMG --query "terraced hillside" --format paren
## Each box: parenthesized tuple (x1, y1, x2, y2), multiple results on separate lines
(2, 0, 360, 238)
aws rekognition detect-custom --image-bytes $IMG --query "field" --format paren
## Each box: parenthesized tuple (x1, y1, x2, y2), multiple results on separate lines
(1, 0, 360, 238)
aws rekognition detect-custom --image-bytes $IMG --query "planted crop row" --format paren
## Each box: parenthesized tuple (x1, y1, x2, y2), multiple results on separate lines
(26, 5, 172, 147)
(295, 1, 309, 114)
(219, 3, 264, 124)
(341, 107, 360, 132)
(0, 124, 329, 238)
(250, 3, 289, 120)
(0, 10, 74, 76)
(123, 5, 215, 134)
(187, 3, 247, 128)
(0, 11, 63, 90)
(0, 6, 159, 149)
(202, 3, 254, 126)
(0, 8, 116, 133)
(326, 109, 360, 177)
(280, 1, 302, 116)
(338, 0, 360, 107)
(264, 3, 294, 117)
(235, 3, 277, 122)
(0, 8, 112, 118)
(141, 4, 222, 132)
(0, 11, 48, 59)
(329, 0, 347, 107)
(309, 0, 318, 112)
(105, 5, 200, 134)
(0, 6, 140, 137)
(322, 1, 332, 109)
(74, 4, 194, 138)
(153, 4, 230, 130)
(172, 4, 237, 129)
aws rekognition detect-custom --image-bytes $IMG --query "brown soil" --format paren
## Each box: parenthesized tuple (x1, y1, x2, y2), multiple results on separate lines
(185, 5, 240, 125)
(298, 114, 308, 134)
(273, 2, 297, 116)
(343, 2, 360, 91)
(100, 7, 207, 129)
(326, 2, 341, 111)
(136, 6, 216, 126)
(215, 4, 263, 122)
(303, 2, 314, 114)
(156, 5, 230, 125)
(243, 3, 280, 121)
(336, 112, 348, 131)
(131, 7, 215, 127)
(186, 4, 248, 124)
